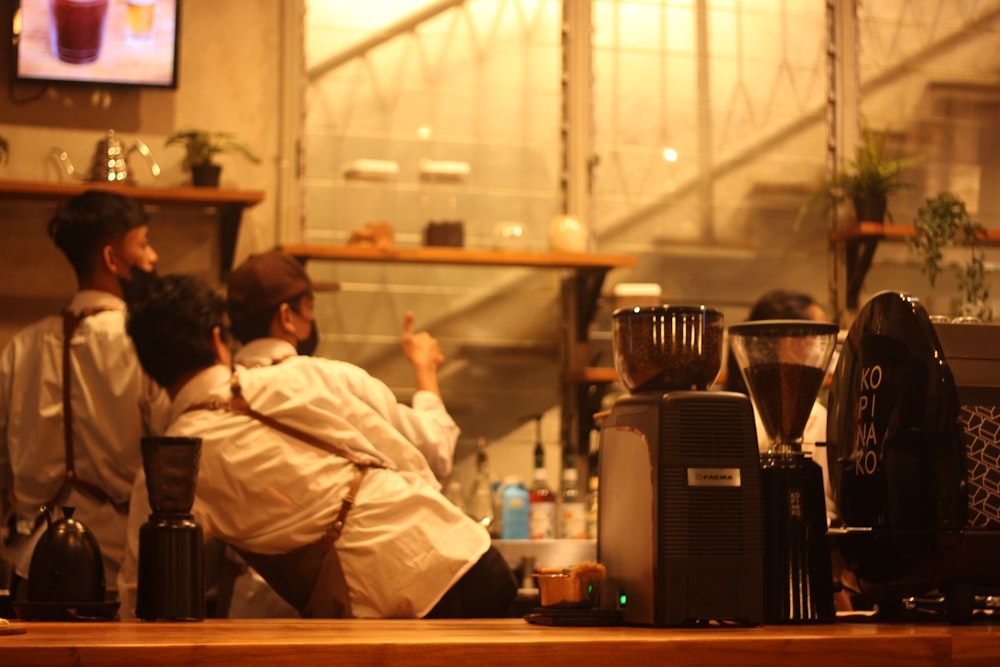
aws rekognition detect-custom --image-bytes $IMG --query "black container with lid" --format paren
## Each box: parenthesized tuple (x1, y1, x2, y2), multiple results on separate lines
(136, 436, 205, 622)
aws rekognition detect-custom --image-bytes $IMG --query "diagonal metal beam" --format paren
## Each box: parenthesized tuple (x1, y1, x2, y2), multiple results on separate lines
(307, 0, 468, 83)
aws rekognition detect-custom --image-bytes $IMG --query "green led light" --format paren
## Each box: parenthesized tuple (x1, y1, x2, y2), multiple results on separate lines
(618, 592, 627, 607)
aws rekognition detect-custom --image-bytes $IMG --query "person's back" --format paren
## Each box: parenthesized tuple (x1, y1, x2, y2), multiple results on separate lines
(226, 251, 458, 484)
(0, 190, 168, 598)
(119, 273, 516, 619)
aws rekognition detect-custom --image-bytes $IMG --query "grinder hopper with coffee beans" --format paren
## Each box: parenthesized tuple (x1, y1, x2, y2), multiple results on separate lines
(598, 305, 766, 626)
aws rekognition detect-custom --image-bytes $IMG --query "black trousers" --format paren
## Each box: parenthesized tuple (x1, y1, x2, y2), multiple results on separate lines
(425, 545, 518, 618)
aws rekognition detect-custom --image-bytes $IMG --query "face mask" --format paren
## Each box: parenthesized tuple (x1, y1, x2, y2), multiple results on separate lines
(297, 319, 319, 356)
(119, 266, 158, 306)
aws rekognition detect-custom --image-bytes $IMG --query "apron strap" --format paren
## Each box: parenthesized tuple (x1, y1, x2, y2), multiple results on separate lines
(186, 378, 387, 544)
(45, 308, 125, 516)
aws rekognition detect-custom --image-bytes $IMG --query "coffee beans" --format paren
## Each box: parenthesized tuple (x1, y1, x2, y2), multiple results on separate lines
(612, 306, 724, 392)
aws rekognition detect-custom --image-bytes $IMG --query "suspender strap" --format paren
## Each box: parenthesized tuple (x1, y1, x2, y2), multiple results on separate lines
(48, 308, 126, 515)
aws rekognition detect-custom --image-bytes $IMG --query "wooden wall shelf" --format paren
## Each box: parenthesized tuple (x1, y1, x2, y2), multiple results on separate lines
(831, 222, 1000, 244)
(831, 222, 1000, 309)
(278, 243, 636, 454)
(0, 179, 265, 277)
(278, 243, 636, 270)
(278, 243, 636, 341)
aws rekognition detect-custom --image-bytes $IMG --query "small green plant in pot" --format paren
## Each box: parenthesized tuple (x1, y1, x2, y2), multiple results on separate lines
(795, 123, 922, 228)
(909, 191, 992, 321)
(166, 130, 261, 187)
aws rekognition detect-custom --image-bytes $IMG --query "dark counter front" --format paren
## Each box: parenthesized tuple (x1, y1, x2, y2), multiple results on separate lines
(3, 618, 1000, 667)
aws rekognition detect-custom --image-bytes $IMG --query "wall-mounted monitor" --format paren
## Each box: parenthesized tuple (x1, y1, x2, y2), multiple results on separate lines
(13, 0, 180, 88)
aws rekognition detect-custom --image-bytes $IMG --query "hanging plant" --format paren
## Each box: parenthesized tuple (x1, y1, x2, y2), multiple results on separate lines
(909, 192, 991, 320)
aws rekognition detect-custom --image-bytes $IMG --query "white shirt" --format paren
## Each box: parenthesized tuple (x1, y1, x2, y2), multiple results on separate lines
(119, 361, 488, 619)
(0, 290, 169, 584)
(233, 337, 458, 485)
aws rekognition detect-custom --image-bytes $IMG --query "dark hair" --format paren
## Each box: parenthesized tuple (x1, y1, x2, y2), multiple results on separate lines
(725, 289, 822, 394)
(747, 289, 821, 322)
(228, 303, 276, 344)
(228, 292, 309, 345)
(48, 190, 148, 280)
(126, 273, 228, 389)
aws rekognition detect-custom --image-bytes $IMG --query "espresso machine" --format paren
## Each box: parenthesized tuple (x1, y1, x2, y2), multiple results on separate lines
(827, 291, 1000, 624)
(598, 305, 765, 626)
(136, 436, 205, 622)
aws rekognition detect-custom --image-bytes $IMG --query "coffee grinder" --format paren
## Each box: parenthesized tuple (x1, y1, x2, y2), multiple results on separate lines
(728, 320, 839, 623)
(136, 436, 205, 621)
(598, 305, 764, 626)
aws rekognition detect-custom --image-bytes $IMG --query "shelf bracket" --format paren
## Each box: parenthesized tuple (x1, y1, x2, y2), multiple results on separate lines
(570, 267, 611, 342)
(845, 237, 880, 310)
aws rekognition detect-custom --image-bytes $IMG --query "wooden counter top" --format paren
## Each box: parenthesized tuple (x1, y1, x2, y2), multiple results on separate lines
(3, 618, 1000, 667)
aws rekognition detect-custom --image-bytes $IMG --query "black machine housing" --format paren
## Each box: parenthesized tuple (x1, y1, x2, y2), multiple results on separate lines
(598, 390, 764, 626)
(827, 291, 1000, 623)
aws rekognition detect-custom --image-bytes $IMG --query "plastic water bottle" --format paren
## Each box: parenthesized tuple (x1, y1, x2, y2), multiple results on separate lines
(500, 477, 529, 540)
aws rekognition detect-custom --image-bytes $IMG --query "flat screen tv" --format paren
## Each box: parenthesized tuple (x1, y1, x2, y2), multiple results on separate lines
(13, 0, 180, 88)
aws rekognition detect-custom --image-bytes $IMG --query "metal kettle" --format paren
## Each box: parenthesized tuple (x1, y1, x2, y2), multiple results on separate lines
(27, 506, 106, 603)
(52, 129, 161, 183)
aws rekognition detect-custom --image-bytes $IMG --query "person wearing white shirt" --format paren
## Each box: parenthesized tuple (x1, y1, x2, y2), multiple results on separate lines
(226, 252, 458, 486)
(118, 273, 516, 619)
(217, 252, 464, 617)
(0, 190, 169, 601)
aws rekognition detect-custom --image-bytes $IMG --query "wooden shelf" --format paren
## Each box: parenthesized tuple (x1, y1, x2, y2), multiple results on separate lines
(0, 178, 266, 277)
(278, 243, 636, 270)
(279, 243, 635, 341)
(831, 222, 1000, 309)
(279, 243, 636, 455)
(831, 222, 1000, 244)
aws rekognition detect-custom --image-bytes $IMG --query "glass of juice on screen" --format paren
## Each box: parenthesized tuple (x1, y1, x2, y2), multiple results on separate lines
(127, 0, 157, 43)
(49, 0, 110, 64)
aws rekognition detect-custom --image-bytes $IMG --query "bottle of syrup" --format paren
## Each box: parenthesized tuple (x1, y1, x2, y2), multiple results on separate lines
(585, 474, 599, 540)
(528, 417, 555, 539)
(558, 453, 587, 539)
(467, 436, 494, 532)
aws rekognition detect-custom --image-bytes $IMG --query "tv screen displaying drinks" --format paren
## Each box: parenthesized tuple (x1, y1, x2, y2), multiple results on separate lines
(14, 0, 179, 88)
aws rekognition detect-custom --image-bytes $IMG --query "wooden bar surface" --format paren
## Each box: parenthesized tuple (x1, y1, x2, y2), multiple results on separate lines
(3, 618, 1000, 667)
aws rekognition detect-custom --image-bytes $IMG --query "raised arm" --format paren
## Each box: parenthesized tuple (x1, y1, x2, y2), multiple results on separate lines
(401, 312, 444, 398)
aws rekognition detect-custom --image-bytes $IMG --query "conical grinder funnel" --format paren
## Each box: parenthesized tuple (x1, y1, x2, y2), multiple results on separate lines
(730, 320, 839, 624)
(141, 436, 202, 514)
(728, 321, 839, 454)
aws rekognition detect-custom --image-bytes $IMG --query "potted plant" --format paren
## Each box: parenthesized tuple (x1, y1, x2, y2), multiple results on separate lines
(165, 129, 261, 187)
(795, 123, 922, 228)
(909, 191, 991, 320)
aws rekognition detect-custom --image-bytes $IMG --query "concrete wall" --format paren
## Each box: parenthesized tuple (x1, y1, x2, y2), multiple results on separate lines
(0, 0, 287, 342)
